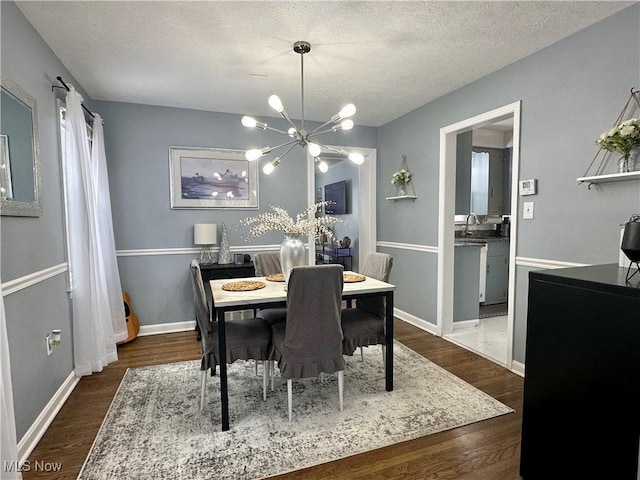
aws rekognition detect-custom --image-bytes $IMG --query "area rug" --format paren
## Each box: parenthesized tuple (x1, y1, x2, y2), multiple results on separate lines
(78, 341, 513, 480)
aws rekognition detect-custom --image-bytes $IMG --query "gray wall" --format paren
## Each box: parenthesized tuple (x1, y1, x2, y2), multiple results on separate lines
(378, 4, 640, 363)
(93, 100, 377, 328)
(0, 1, 93, 439)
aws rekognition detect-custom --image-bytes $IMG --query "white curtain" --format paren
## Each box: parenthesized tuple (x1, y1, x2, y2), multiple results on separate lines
(63, 87, 127, 376)
(1, 284, 22, 479)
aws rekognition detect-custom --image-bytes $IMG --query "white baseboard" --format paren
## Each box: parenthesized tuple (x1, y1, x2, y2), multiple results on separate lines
(510, 360, 525, 377)
(138, 320, 196, 336)
(394, 308, 438, 336)
(453, 319, 479, 329)
(18, 370, 80, 463)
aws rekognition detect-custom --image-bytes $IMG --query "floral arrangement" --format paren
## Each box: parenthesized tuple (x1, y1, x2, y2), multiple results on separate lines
(596, 118, 640, 157)
(391, 168, 412, 187)
(238, 202, 344, 241)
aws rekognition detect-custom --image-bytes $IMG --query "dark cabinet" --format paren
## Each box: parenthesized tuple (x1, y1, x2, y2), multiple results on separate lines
(199, 262, 255, 282)
(520, 264, 640, 479)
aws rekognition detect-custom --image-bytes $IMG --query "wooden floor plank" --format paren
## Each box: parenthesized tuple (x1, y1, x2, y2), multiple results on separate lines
(22, 320, 524, 479)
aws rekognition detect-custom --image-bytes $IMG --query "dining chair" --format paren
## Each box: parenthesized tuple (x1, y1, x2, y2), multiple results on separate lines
(190, 259, 272, 409)
(341, 252, 393, 361)
(270, 264, 345, 421)
(253, 252, 287, 325)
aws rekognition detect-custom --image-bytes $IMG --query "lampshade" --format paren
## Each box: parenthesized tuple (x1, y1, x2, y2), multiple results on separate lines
(194, 223, 217, 245)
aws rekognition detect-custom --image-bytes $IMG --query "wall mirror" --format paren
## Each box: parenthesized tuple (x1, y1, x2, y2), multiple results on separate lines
(1, 75, 42, 216)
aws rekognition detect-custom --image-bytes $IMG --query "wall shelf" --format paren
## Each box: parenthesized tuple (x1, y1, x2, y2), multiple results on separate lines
(577, 171, 640, 187)
(386, 194, 418, 202)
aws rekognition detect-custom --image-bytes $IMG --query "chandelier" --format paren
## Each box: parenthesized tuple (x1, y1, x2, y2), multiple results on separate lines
(242, 41, 364, 175)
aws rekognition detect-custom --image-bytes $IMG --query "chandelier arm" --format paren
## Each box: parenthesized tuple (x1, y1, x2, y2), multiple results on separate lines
(277, 142, 299, 161)
(267, 138, 299, 153)
(310, 119, 336, 134)
(262, 125, 290, 135)
(277, 110, 300, 135)
(307, 128, 337, 138)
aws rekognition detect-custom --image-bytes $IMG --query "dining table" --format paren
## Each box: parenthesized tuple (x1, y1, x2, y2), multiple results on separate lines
(210, 271, 396, 431)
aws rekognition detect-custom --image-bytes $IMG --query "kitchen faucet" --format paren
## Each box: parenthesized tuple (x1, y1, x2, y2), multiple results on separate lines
(464, 213, 478, 235)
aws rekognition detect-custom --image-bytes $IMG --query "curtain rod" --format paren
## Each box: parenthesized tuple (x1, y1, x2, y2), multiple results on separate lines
(52, 75, 95, 119)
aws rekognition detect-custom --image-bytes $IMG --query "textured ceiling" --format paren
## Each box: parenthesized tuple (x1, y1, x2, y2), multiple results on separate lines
(16, 1, 634, 127)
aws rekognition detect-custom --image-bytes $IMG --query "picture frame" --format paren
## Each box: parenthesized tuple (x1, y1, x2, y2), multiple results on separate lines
(169, 146, 258, 209)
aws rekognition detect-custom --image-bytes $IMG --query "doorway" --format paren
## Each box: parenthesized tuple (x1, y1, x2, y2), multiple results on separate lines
(437, 102, 521, 370)
(306, 146, 377, 271)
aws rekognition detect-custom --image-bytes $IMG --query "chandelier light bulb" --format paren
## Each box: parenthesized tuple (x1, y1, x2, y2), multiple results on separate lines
(339, 103, 356, 119)
(348, 152, 365, 165)
(263, 162, 275, 175)
(341, 119, 354, 130)
(317, 160, 329, 173)
(308, 142, 322, 157)
(242, 116, 257, 127)
(288, 127, 297, 137)
(268, 95, 284, 113)
(246, 147, 271, 161)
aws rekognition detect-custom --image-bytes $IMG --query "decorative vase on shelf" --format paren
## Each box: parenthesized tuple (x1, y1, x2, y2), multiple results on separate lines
(398, 185, 406, 196)
(218, 223, 232, 264)
(618, 154, 631, 173)
(280, 232, 306, 284)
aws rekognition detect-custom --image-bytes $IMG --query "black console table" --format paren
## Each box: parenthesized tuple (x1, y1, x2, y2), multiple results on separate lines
(199, 261, 255, 282)
(194, 262, 255, 339)
(520, 264, 640, 479)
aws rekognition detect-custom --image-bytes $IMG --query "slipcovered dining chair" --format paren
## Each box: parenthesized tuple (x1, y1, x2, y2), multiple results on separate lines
(270, 264, 345, 421)
(341, 252, 393, 361)
(253, 252, 287, 325)
(190, 259, 272, 409)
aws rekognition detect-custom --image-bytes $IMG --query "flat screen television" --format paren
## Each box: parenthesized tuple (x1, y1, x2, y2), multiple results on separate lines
(324, 180, 347, 215)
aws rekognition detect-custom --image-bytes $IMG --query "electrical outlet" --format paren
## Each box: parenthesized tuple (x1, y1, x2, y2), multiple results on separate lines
(45, 334, 52, 356)
(523, 201, 534, 219)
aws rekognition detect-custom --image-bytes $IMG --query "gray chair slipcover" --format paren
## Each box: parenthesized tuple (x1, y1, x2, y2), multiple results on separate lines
(341, 252, 393, 356)
(190, 259, 272, 407)
(254, 252, 282, 277)
(270, 264, 345, 420)
(253, 252, 287, 325)
(271, 264, 345, 379)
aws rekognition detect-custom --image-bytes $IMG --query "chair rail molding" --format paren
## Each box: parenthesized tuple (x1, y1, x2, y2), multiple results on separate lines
(116, 244, 282, 257)
(2, 263, 68, 296)
(376, 241, 438, 254)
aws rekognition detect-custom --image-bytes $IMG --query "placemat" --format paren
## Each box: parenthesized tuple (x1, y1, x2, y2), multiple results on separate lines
(343, 273, 366, 283)
(222, 280, 266, 291)
(266, 273, 285, 282)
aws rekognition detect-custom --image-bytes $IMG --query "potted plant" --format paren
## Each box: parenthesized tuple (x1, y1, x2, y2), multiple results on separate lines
(239, 202, 344, 283)
(596, 118, 640, 172)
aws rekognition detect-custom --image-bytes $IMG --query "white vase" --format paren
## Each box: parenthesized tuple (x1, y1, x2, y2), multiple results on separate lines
(280, 233, 306, 283)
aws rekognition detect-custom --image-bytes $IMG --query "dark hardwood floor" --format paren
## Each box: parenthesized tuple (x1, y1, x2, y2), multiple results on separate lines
(23, 320, 524, 480)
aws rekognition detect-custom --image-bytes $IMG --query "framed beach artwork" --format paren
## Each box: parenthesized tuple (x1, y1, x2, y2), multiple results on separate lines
(169, 146, 258, 209)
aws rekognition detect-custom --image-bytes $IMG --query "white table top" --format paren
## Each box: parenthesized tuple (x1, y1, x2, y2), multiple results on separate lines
(210, 272, 396, 308)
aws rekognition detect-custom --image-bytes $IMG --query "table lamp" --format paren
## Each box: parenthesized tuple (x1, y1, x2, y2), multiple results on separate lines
(194, 223, 217, 265)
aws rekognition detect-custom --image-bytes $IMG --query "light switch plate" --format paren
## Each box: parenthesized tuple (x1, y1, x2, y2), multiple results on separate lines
(523, 201, 534, 219)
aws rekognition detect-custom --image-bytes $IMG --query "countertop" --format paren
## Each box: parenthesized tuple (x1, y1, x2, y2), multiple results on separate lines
(454, 235, 509, 247)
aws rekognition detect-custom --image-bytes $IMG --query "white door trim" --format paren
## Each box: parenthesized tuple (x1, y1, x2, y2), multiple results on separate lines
(307, 146, 377, 268)
(437, 101, 521, 370)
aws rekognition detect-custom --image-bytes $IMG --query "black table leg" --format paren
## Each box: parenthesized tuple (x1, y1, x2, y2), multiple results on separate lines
(217, 307, 229, 431)
(385, 291, 394, 391)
